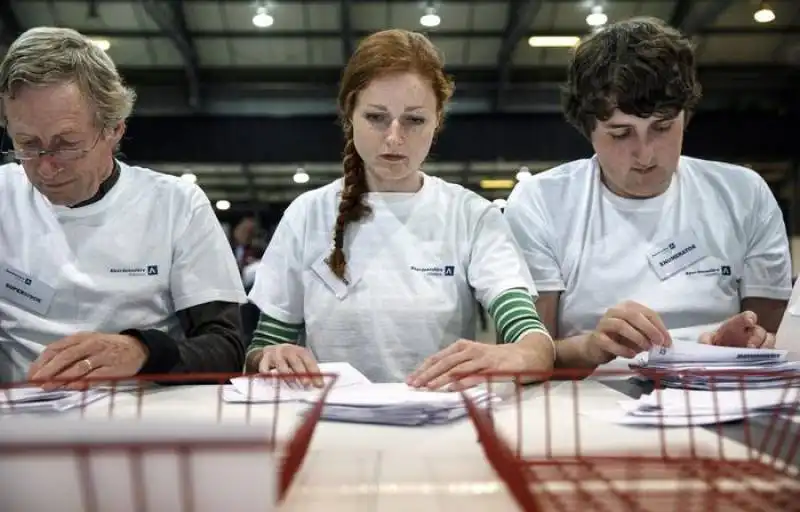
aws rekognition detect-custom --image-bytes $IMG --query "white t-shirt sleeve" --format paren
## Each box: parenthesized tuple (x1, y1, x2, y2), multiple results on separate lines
(504, 182, 566, 292)
(170, 188, 247, 311)
(247, 199, 306, 324)
(740, 179, 792, 300)
(467, 205, 539, 309)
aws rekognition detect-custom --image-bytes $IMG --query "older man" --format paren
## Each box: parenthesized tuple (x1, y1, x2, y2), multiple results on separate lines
(0, 27, 247, 385)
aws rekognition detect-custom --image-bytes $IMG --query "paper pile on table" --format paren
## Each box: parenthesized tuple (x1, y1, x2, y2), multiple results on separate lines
(630, 340, 800, 390)
(607, 385, 800, 426)
(223, 362, 494, 426)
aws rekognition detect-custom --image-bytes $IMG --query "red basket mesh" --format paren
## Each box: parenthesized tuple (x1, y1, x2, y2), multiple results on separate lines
(458, 368, 800, 512)
(0, 371, 336, 512)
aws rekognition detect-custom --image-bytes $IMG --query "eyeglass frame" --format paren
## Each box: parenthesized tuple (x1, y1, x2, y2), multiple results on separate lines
(1, 129, 105, 162)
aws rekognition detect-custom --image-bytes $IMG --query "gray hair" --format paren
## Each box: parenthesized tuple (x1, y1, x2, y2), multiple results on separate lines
(0, 27, 136, 129)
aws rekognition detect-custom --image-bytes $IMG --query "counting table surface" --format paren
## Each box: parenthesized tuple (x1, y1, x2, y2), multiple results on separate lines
(43, 370, 799, 512)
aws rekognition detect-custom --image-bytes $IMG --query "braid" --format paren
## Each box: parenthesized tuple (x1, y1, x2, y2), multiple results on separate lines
(327, 129, 371, 280)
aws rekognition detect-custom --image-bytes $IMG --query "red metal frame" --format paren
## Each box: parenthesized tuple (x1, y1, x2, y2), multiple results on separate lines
(459, 368, 800, 512)
(0, 371, 336, 510)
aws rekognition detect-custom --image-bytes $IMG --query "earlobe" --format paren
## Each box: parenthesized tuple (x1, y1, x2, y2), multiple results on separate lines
(108, 121, 126, 144)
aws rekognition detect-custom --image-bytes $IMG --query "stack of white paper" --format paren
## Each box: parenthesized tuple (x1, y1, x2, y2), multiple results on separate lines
(316, 383, 495, 426)
(223, 362, 493, 426)
(0, 387, 110, 414)
(630, 340, 800, 390)
(222, 362, 372, 404)
(599, 386, 800, 426)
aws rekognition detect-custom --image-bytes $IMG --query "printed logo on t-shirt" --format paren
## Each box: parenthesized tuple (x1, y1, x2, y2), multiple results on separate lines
(5, 267, 32, 286)
(410, 264, 456, 277)
(685, 265, 732, 277)
(109, 265, 161, 277)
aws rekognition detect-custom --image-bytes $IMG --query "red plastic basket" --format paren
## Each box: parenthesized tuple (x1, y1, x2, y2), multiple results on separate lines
(458, 368, 800, 512)
(0, 371, 336, 512)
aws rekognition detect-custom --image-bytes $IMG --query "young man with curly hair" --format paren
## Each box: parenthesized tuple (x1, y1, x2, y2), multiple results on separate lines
(505, 17, 792, 369)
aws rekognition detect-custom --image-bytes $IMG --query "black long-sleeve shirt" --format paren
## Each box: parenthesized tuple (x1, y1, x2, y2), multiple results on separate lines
(123, 301, 245, 378)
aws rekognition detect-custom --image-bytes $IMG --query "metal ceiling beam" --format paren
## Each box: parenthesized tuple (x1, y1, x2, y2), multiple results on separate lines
(493, 0, 542, 112)
(94, 0, 657, 3)
(340, 0, 354, 65)
(0, 1, 23, 49)
(141, 0, 201, 111)
(79, 26, 800, 40)
(117, 64, 800, 90)
(669, 0, 693, 28)
(772, 3, 800, 64)
(678, 0, 735, 35)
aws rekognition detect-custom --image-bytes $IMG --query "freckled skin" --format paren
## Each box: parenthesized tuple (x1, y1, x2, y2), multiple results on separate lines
(352, 72, 438, 193)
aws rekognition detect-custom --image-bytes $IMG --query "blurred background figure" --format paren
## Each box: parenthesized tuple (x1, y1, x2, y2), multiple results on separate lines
(231, 216, 258, 270)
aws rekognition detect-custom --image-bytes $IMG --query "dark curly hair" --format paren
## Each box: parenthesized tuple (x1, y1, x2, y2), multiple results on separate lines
(327, 29, 454, 281)
(562, 17, 702, 139)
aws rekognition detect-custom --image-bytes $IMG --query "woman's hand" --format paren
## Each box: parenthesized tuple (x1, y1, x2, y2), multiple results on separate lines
(407, 336, 552, 391)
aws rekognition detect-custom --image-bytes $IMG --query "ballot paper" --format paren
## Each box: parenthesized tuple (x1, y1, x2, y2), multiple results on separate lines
(642, 340, 789, 365)
(223, 363, 495, 426)
(314, 383, 496, 426)
(0, 387, 110, 414)
(590, 386, 800, 427)
(222, 362, 372, 403)
(629, 340, 799, 391)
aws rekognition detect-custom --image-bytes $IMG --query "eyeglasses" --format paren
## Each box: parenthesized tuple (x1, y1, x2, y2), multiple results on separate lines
(1, 131, 103, 162)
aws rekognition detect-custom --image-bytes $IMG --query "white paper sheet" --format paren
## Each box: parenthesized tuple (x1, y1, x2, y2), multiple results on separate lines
(0, 387, 110, 413)
(645, 340, 788, 365)
(587, 386, 799, 427)
(224, 362, 372, 403)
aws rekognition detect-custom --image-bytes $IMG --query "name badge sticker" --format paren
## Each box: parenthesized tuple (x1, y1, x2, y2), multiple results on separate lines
(0, 265, 55, 316)
(647, 229, 708, 281)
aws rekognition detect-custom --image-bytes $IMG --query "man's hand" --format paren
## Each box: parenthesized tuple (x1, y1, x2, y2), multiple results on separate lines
(27, 332, 149, 390)
(407, 339, 539, 391)
(584, 301, 672, 364)
(700, 311, 775, 349)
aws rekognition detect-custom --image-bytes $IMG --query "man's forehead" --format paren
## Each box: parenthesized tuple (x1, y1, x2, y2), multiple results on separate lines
(601, 110, 679, 126)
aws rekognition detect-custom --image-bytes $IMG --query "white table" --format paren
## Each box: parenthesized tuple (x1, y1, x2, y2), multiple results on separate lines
(3, 376, 797, 512)
(66, 377, 795, 511)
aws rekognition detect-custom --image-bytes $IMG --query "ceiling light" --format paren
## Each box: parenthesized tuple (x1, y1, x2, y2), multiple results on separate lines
(252, 6, 274, 28)
(754, 6, 775, 23)
(528, 36, 580, 48)
(586, 6, 607, 27)
(215, 200, 231, 211)
(293, 168, 309, 184)
(180, 172, 197, 184)
(88, 38, 110, 51)
(480, 179, 515, 190)
(516, 168, 532, 181)
(420, 7, 441, 28)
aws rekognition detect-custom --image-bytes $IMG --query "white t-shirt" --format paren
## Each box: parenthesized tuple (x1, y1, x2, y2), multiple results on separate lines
(505, 155, 792, 344)
(248, 174, 537, 382)
(0, 161, 247, 382)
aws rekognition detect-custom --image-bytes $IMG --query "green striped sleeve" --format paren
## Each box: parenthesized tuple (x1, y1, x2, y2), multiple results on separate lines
(487, 288, 550, 344)
(246, 312, 304, 358)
